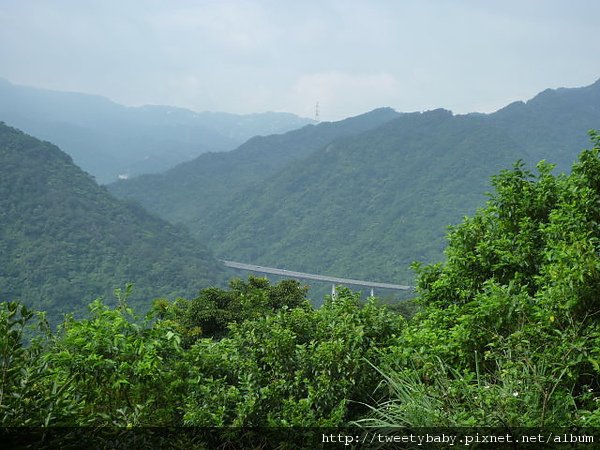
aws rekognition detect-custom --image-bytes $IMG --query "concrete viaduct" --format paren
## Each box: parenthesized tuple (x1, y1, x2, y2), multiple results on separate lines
(221, 260, 413, 297)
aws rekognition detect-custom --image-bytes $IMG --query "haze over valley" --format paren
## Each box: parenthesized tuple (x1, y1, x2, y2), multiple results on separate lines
(0, 77, 314, 183)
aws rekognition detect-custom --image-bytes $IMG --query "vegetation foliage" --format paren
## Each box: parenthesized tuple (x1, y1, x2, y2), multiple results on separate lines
(3, 130, 600, 434)
(1, 279, 404, 427)
(0, 122, 224, 322)
(363, 130, 600, 427)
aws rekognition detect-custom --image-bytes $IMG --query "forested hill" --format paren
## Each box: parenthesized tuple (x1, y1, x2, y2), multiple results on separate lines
(0, 123, 225, 321)
(0, 77, 314, 183)
(198, 80, 600, 284)
(197, 109, 527, 283)
(109, 79, 600, 288)
(492, 78, 600, 171)
(108, 107, 401, 224)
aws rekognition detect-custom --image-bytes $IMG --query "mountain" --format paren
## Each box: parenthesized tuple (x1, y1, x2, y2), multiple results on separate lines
(492, 78, 600, 172)
(109, 79, 600, 288)
(0, 122, 225, 321)
(196, 109, 526, 283)
(108, 107, 401, 224)
(0, 78, 314, 183)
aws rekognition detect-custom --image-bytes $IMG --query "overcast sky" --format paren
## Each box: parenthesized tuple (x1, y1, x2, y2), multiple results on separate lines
(1, 0, 599, 121)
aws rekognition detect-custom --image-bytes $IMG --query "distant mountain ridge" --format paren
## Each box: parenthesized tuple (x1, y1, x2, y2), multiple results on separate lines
(108, 107, 401, 224)
(0, 77, 314, 183)
(491, 78, 600, 172)
(0, 122, 225, 321)
(104, 79, 600, 288)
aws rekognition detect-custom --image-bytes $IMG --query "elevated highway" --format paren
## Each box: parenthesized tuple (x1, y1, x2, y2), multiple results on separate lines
(221, 260, 413, 294)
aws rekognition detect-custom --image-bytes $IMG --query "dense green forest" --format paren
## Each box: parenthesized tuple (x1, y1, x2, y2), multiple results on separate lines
(3, 133, 600, 447)
(0, 77, 314, 182)
(0, 123, 225, 322)
(200, 109, 526, 284)
(110, 80, 600, 289)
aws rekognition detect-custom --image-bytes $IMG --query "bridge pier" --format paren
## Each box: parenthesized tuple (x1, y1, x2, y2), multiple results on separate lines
(370, 287, 374, 297)
(331, 283, 336, 299)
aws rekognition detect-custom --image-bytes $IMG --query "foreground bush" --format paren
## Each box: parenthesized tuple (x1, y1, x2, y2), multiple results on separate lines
(363, 132, 600, 427)
(184, 288, 404, 426)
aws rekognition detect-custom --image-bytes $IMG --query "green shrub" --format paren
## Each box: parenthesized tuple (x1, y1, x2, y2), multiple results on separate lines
(184, 288, 404, 426)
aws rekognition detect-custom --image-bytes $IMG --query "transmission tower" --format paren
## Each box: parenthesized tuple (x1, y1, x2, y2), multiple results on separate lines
(315, 101, 320, 122)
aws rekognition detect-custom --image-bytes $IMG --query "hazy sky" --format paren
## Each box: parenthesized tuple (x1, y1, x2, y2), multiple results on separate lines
(1, 0, 599, 121)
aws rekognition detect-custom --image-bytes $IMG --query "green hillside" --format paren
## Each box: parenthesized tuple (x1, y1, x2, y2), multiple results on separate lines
(199, 109, 527, 284)
(108, 107, 401, 224)
(0, 123, 225, 321)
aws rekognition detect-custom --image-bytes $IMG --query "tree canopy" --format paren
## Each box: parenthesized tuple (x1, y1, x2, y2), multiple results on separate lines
(365, 131, 600, 427)
(0, 122, 224, 322)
